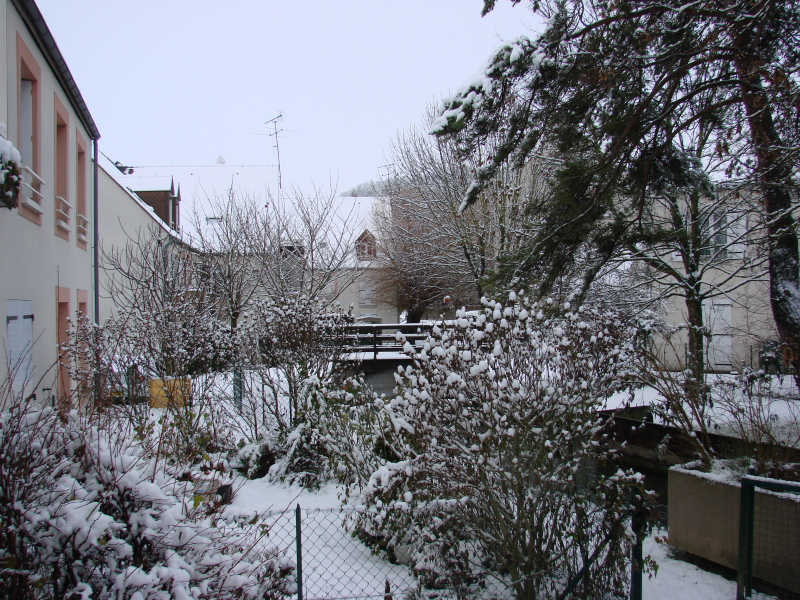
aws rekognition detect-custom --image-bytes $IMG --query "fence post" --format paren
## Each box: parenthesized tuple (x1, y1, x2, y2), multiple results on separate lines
(630, 496, 643, 600)
(737, 478, 755, 600)
(296, 504, 303, 600)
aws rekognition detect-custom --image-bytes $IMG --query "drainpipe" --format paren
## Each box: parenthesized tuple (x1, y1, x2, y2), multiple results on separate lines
(92, 137, 101, 406)
(92, 138, 100, 326)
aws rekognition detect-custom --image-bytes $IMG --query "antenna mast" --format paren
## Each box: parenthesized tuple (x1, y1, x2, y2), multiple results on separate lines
(265, 113, 283, 192)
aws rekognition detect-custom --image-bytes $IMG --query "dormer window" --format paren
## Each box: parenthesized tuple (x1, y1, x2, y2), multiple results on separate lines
(356, 230, 377, 260)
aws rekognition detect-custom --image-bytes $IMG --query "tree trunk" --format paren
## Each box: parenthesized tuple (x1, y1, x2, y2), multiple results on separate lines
(733, 33, 800, 390)
(684, 289, 713, 466)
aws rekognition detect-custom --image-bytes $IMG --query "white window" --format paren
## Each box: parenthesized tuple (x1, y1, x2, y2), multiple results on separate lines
(700, 211, 728, 260)
(704, 300, 733, 369)
(19, 80, 33, 165)
(355, 230, 377, 260)
(359, 277, 377, 307)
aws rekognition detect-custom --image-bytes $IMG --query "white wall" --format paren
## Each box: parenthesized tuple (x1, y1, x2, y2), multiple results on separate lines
(657, 268, 775, 372)
(0, 1, 7, 128)
(97, 165, 172, 325)
(335, 265, 399, 324)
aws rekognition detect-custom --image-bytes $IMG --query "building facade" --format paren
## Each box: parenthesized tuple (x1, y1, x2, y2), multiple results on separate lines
(0, 0, 169, 405)
(1, 0, 100, 403)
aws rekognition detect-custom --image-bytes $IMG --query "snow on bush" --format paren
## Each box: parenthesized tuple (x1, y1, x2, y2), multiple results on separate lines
(0, 382, 293, 600)
(247, 294, 353, 432)
(264, 374, 388, 491)
(356, 294, 652, 598)
(0, 129, 22, 209)
(66, 309, 240, 467)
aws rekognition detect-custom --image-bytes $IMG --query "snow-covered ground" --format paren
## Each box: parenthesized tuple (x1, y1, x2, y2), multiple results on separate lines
(228, 478, 752, 600)
(641, 535, 739, 599)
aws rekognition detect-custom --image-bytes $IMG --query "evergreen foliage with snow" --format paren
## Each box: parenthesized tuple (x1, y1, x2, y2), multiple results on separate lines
(435, 0, 800, 386)
(357, 293, 651, 598)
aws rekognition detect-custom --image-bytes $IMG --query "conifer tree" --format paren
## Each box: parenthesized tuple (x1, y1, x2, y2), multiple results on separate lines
(434, 0, 800, 382)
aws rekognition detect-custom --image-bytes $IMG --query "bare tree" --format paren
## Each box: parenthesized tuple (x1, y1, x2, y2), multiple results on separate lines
(372, 190, 468, 321)
(186, 184, 362, 326)
(373, 108, 547, 319)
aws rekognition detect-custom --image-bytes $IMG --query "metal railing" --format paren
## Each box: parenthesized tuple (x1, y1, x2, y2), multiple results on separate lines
(20, 165, 45, 210)
(56, 195, 72, 232)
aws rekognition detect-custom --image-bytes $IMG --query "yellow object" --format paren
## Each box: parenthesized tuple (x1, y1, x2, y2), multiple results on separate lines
(149, 378, 191, 408)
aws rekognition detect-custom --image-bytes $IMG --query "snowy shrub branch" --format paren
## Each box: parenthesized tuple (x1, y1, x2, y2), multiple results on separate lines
(356, 293, 653, 598)
(0, 377, 293, 600)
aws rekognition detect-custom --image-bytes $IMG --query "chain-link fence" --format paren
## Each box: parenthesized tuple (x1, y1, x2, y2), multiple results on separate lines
(263, 506, 418, 600)
(261, 504, 645, 600)
(737, 476, 800, 600)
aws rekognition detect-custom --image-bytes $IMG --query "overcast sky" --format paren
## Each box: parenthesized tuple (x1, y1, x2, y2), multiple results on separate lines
(35, 1, 538, 202)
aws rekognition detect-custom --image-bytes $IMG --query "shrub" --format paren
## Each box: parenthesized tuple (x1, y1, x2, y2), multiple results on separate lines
(0, 134, 21, 209)
(0, 378, 293, 600)
(356, 294, 650, 598)
(715, 368, 800, 480)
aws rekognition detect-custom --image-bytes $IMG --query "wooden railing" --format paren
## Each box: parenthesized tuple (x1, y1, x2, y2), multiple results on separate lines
(342, 323, 434, 361)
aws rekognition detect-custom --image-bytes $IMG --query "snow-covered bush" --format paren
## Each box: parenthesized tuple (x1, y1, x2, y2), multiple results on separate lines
(267, 374, 385, 490)
(356, 294, 651, 598)
(0, 131, 22, 209)
(234, 438, 278, 479)
(230, 294, 376, 486)
(248, 294, 353, 432)
(0, 378, 293, 600)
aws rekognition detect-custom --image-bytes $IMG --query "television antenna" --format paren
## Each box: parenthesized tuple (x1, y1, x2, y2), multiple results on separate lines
(259, 113, 296, 192)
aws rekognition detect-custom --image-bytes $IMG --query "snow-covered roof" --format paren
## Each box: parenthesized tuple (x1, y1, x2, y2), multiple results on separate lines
(330, 195, 376, 234)
(101, 157, 380, 253)
(119, 164, 273, 206)
(126, 175, 175, 194)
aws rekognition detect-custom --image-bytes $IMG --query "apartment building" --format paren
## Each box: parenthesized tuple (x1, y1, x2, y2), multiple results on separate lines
(0, 0, 100, 404)
(0, 0, 170, 405)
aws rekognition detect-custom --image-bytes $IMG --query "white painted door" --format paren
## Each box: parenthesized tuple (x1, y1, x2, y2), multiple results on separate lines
(7, 300, 34, 392)
(704, 301, 733, 370)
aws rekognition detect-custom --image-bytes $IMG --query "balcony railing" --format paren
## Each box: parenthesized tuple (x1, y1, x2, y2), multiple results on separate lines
(56, 195, 72, 232)
(20, 165, 45, 213)
(77, 213, 89, 243)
